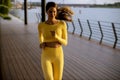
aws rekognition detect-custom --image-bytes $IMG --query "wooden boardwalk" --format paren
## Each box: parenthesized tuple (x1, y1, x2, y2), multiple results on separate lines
(0, 16, 120, 80)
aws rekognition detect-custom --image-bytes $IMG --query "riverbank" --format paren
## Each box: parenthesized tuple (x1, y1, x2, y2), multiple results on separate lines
(90, 2, 120, 8)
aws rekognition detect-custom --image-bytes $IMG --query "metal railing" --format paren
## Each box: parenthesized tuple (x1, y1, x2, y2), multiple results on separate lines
(36, 13, 41, 23)
(67, 18, 120, 49)
(36, 13, 120, 49)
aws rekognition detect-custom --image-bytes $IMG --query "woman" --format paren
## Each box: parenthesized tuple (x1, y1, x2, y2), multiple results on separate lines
(38, 2, 68, 80)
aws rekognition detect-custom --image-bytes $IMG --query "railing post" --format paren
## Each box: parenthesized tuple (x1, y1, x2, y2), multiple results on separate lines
(98, 21, 104, 44)
(78, 18, 83, 37)
(36, 13, 39, 23)
(71, 21, 75, 34)
(36, 13, 41, 23)
(66, 22, 69, 30)
(38, 13, 41, 22)
(112, 23, 118, 48)
(87, 20, 92, 40)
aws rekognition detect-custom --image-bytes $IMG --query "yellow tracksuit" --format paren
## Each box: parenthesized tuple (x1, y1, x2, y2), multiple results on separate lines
(38, 20, 67, 80)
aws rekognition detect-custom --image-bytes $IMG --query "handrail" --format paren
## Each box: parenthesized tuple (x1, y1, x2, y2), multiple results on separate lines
(98, 21, 104, 44)
(78, 18, 83, 37)
(87, 20, 92, 40)
(71, 21, 75, 34)
(67, 18, 120, 49)
(36, 13, 41, 23)
(112, 23, 118, 48)
(66, 22, 69, 30)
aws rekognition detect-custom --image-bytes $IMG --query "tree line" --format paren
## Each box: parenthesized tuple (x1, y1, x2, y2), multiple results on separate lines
(91, 2, 120, 8)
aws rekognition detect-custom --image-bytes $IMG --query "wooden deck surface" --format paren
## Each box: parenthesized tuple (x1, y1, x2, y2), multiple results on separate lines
(0, 16, 120, 80)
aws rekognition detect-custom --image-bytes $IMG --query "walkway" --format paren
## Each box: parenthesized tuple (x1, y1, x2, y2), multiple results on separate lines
(0, 15, 120, 80)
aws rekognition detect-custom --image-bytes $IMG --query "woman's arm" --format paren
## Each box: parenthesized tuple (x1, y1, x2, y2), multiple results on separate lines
(38, 23, 44, 44)
(38, 24, 47, 49)
(55, 21, 68, 46)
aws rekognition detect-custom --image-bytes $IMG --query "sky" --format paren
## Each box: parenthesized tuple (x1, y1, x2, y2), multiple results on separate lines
(19, 0, 120, 4)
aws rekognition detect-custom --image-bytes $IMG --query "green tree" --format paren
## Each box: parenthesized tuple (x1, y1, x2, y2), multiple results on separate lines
(0, 0, 3, 4)
(4, 0, 12, 8)
(0, 0, 11, 20)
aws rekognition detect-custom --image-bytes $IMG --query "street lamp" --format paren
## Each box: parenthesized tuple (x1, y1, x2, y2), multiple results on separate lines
(41, 0, 46, 22)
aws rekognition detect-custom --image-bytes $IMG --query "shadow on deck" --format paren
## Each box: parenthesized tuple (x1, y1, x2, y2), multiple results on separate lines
(0, 16, 120, 80)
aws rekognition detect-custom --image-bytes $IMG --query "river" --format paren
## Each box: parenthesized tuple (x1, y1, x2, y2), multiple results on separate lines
(10, 7, 120, 48)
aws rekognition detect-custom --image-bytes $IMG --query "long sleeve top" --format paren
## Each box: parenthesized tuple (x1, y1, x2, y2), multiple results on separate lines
(38, 20, 68, 46)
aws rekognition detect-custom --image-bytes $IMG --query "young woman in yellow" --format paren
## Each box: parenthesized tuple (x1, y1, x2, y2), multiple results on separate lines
(38, 2, 68, 80)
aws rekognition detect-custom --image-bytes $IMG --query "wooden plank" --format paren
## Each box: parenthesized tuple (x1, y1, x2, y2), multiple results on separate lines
(10, 37, 28, 80)
(1, 50, 12, 80)
(8, 38, 24, 80)
(13, 37, 36, 80)
(18, 35, 43, 80)
(5, 39, 18, 80)
(64, 34, 120, 80)
(1, 17, 120, 80)
(13, 38, 32, 80)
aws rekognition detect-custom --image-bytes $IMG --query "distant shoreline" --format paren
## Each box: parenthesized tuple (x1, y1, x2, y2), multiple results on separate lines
(89, 2, 120, 8)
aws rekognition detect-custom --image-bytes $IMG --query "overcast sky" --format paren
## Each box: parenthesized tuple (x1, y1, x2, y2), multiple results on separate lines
(19, 0, 120, 4)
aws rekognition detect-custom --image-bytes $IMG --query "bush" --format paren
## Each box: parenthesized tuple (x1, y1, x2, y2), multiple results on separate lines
(0, 0, 12, 20)
(0, 5, 9, 14)
(0, 13, 11, 20)
(3, 15, 11, 20)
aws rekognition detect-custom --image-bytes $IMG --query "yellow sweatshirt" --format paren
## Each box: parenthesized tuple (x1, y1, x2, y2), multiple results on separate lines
(38, 20, 67, 46)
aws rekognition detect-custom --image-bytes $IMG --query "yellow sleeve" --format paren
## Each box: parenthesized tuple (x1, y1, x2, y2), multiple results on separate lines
(38, 23, 44, 44)
(55, 21, 68, 46)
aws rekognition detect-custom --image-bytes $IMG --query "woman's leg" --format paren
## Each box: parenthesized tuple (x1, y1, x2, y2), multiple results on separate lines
(53, 47, 64, 80)
(41, 49, 54, 80)
(41, 47, 64, 80)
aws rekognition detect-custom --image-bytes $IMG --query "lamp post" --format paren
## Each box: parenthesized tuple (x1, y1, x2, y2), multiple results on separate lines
(41, 0, 46, 22)
(24, 0, 28, 25)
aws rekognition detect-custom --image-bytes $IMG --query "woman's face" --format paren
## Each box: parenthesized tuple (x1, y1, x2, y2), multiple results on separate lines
(47, 7, 57, 18)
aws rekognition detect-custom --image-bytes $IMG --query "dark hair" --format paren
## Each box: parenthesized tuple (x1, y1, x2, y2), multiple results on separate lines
(46, 2, 57, 12)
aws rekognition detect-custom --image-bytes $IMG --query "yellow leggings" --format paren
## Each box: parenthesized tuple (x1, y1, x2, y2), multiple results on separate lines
(41, 46, 64, 80)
